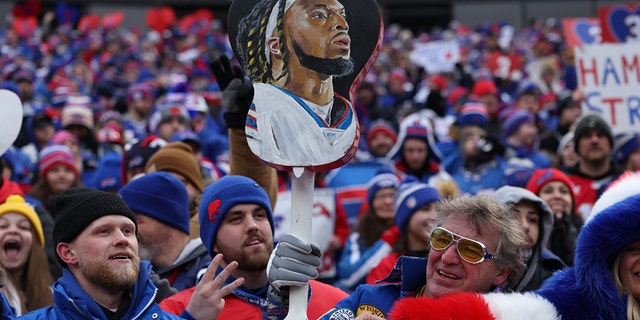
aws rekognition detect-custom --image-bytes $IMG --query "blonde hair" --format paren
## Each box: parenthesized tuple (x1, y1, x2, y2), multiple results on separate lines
(613, 254, 640, 320)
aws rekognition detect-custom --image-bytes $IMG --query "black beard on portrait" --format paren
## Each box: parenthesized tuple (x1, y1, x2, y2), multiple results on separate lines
(292, 41, 354, 78)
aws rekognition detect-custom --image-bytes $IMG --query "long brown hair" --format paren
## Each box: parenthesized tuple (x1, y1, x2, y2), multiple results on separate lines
(392, 203, 435, 257)
(356, 207, 394, 249)
(5, 228, 54, 313)
(29, 174, 82, 214)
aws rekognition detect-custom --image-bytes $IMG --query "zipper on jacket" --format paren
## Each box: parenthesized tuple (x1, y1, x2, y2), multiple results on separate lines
(131, 288, 158, 319)
(69, 298, 92, 319)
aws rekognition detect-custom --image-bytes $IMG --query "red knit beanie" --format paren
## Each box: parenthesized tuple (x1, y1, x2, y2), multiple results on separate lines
(366, 120, 397, 146)
(526, 168, 576, 210)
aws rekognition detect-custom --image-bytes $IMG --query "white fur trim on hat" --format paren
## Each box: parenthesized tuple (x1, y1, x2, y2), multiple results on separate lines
(483, 292, 560, 320)
(587, 171, 640, 224)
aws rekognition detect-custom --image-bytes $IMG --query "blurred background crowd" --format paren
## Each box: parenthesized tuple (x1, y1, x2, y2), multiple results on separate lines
(0, 1, 639, 313)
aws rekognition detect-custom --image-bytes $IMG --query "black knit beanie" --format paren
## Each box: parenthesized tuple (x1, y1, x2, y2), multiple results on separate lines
(52, 187, 137, 265)
(573, 113, 613, 155)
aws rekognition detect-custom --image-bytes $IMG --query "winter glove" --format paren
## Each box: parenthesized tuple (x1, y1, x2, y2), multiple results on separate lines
(267, 234, 321, 295)
(476, 134, 505, 157)
(210, 55, 254, 129)
(381, 225, 400, 246)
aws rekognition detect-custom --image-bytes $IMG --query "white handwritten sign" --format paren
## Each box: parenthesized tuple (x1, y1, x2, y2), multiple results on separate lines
(410, 39, 460, 74)
(575, 42, 640, 134)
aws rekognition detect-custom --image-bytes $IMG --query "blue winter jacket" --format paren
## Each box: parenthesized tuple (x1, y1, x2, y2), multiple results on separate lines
(0, 290, 15, 319)
(321, 256, 426, 319)
(452, 158, 507, 195)
(19, 261, 183, 320)
(336, 233, 393, 292)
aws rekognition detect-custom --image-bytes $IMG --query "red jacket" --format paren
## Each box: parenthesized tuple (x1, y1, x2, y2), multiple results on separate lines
(160, 280, 348, 320)
(0, 176, 24, 202)
(366, 252, 399, 285)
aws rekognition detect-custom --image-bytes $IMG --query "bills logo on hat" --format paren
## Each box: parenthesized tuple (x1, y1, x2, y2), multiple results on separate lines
(127, 156, 143, 169)
(535, 169, 555, 187)
(406, 196, 417, 209)
(599, 3, 640, 43)
(208, 199, 222, 223)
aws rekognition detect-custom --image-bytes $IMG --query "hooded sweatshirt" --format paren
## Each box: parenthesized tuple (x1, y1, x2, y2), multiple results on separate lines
(492, 186, 565, 291)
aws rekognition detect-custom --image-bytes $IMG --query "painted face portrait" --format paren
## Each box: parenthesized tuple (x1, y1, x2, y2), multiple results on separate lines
(284, 0, 354, 77)
(230, 0, 381, 171)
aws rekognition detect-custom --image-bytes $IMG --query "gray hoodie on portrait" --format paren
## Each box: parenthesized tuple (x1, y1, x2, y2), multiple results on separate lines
(493, 186, 566, 292)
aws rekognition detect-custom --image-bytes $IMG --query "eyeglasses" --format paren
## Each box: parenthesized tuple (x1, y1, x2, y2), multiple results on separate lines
(429, 227, 495, 264)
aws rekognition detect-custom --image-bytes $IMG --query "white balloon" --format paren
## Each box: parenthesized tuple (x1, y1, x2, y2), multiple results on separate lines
(0, 89, 24, 156)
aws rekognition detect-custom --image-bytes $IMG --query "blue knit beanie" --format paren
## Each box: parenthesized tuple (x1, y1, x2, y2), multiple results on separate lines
(199, 175, 274, 257)
(92, 151, 122, 192)
(367, 172, 400, 206)
(613, 133, 640, 165)
(393, 181, 441, 234)
(504, 158, 536, 188)
(119, 171, 190, 235)
(457, 101, 489, 128)
(501, 109, 534, 138)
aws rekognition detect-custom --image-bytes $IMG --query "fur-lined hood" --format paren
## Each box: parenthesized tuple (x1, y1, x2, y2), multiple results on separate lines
(528, 171, 640, 319)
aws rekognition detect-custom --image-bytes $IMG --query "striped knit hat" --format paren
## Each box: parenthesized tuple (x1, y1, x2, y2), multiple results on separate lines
(39, 145, 79, 178)
(457, 102, 489, 128)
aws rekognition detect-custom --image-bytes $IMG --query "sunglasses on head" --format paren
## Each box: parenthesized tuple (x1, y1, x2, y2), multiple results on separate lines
(429, 227, 496, 264)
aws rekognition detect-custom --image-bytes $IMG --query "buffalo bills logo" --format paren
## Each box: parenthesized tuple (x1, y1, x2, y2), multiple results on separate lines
(208, 199, 222, 223)
(536, 169, 555, 187)
(600, 3, 640, 43)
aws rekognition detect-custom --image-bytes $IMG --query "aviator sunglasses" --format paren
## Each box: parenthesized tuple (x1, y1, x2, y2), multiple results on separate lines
(429, 227, 496, 264)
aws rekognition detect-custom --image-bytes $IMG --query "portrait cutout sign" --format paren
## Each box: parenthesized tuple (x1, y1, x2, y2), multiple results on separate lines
(229, 0, 383, 172)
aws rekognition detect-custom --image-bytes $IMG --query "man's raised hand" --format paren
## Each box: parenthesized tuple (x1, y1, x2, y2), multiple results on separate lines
(210, 55, 254, 129)
(185, 253, 244, 320)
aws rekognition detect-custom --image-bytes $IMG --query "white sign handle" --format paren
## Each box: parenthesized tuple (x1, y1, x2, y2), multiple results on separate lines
(284, 167, 315, 320)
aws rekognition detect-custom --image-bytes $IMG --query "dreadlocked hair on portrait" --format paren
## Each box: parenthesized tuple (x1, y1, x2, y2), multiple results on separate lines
(237, 0, 289, 84)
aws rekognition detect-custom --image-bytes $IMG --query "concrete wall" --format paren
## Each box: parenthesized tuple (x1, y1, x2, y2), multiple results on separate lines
(454, 0, 626, 31)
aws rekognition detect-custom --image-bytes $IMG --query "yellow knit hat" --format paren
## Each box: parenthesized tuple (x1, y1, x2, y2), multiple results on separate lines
(0, 195, 44, 247)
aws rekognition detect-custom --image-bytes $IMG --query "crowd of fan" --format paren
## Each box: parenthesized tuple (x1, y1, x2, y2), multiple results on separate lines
(0, 8, 640, 318)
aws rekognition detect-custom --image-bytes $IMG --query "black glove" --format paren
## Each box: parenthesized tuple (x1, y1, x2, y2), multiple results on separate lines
(210, 55, 254, 129)
(476, 134, 505, 157)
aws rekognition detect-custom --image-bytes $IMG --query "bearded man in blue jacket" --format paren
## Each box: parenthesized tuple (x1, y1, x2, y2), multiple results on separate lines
(18, 187, 241, 320)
